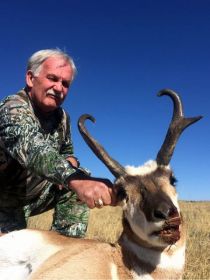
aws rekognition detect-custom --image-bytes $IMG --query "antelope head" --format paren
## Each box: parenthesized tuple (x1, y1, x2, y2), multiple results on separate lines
(78, 89, 202, 249)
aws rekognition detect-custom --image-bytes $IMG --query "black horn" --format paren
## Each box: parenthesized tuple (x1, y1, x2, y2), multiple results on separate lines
(78, 114, 126, 178)
(156, 89, 202, 166)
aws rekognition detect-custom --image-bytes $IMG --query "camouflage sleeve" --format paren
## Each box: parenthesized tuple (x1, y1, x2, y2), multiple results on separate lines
(0, 100, 77, 185)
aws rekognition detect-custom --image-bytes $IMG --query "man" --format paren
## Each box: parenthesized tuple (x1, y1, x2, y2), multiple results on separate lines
(0, 49, 115, 237)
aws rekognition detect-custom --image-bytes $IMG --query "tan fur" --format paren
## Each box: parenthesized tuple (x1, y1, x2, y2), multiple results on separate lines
(26, 224, 185, 280)
(28, 230, 131, 280)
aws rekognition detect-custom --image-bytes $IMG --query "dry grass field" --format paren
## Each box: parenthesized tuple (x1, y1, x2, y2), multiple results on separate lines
(28, 201, 210, 280)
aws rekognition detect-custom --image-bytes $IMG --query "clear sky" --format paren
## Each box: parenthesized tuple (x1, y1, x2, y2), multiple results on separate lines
(0, 0, 209, 201)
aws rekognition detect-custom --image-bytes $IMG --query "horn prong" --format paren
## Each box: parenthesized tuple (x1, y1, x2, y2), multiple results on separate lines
(156, 89, 203, 166)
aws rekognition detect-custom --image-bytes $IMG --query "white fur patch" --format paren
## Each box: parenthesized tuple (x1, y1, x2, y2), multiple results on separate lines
(125, 160, 171, 176)
(125, 160, 158, 176)
(131, 270, 153, 280)
(110, 262, 120, 280)
(0, 230, 60, 280)
(158, 245, 185, 270)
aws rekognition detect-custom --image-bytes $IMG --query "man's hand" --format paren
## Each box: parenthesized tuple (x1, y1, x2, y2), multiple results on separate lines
(68, 177, 116, 209)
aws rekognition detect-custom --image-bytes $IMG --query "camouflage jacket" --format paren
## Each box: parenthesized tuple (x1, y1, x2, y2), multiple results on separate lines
(0, 89, 78, 207)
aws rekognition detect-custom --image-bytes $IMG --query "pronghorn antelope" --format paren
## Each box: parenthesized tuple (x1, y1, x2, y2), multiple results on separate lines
(0, 89, 202, 280)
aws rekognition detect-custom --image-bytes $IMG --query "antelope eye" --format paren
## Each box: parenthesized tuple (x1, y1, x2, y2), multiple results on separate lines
(170, 175, 177, 187)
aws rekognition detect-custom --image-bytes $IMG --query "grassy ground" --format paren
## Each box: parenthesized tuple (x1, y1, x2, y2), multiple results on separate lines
(28, 201, 210, 279)
(180, 201, 210, 280)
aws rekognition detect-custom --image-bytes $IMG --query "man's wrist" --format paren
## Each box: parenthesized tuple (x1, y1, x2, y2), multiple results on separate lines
(65, 165, 90, 186)
(69, 167, 91, 179)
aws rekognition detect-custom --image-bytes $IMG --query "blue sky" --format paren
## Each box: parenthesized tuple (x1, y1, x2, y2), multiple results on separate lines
(0, 0, 209, 200)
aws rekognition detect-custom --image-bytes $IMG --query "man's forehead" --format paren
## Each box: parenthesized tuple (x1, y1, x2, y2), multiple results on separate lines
(39, 56, 73, 81)
(43, 56, 71, 70)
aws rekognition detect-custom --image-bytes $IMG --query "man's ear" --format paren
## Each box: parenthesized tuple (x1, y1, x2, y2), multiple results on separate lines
(26, 70, 34, 88)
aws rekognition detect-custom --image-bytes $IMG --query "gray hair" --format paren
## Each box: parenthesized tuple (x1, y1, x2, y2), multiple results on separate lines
(27, 49, 77, 80)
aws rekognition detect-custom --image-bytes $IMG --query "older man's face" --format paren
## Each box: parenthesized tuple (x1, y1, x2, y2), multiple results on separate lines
(26, 56, 73, 113)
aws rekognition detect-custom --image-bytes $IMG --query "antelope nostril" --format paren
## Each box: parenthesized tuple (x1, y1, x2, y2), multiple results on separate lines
(153, 202, 172, 220)
(153, 203, 179, 220)
(154, 208, 169, 220)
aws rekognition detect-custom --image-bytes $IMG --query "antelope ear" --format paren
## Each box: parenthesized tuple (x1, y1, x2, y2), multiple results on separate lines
(115, 185, 128, 206)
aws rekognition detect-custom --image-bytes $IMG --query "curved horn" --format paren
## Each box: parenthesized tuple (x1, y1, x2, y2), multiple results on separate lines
(156, 89, 203, 166)
(78, 114, 126, 178)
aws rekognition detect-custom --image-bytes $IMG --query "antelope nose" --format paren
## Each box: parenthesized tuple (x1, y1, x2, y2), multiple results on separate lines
(153, 203, 178, 220)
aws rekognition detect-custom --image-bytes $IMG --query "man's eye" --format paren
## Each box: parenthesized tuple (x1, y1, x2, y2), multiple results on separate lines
(62, 81, 70, 88)
(47, 75, 57, 81)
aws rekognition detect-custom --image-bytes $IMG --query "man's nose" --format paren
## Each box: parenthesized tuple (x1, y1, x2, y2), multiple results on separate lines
(53, 81, 63, 92)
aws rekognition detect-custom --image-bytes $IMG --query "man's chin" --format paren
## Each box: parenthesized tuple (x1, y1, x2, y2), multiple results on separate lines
(39, 103, 60, 114)
(42, 99, 63, 112)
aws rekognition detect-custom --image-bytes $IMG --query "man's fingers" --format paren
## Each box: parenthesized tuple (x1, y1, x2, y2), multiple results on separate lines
(68, 177, 117, 209)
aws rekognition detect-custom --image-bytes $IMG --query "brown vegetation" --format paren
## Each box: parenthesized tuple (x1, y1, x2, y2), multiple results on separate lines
(28, 201, 210, 280)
